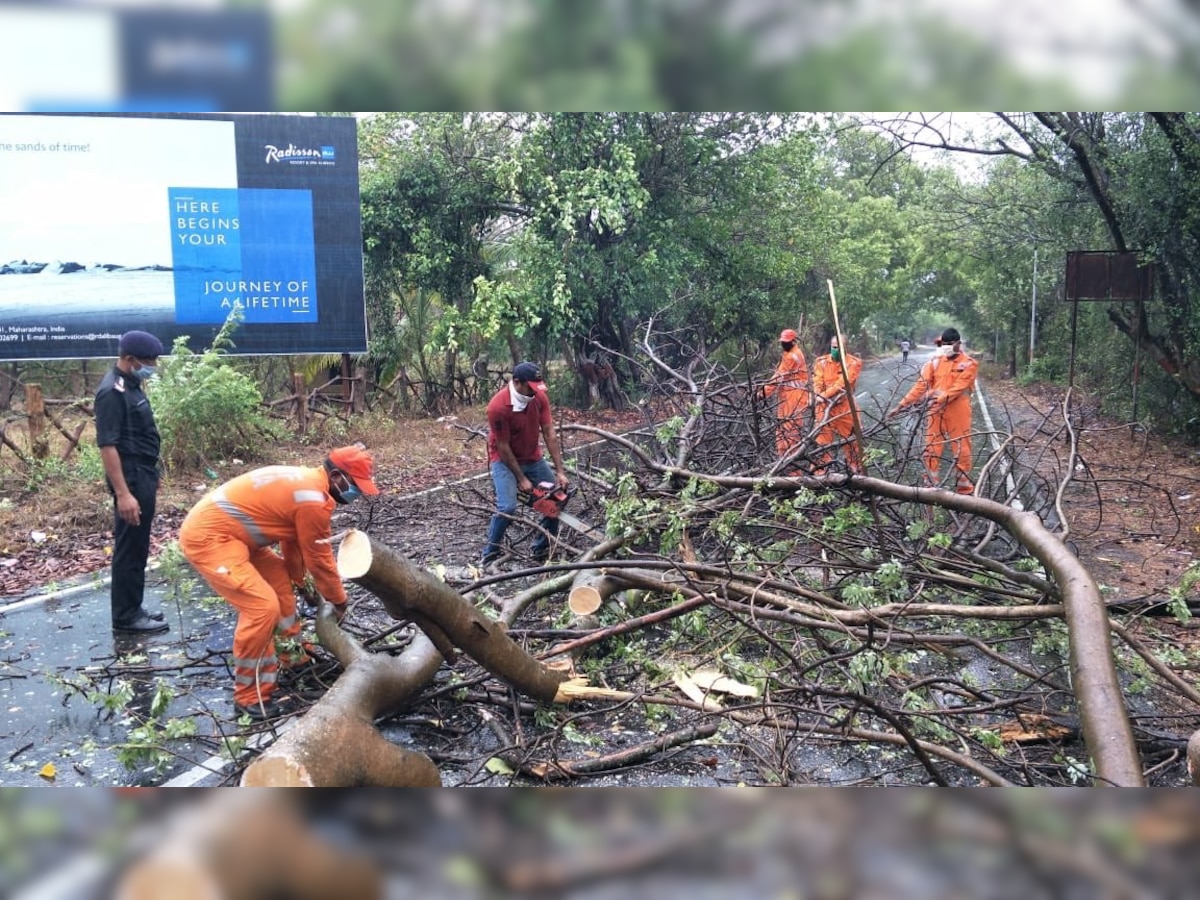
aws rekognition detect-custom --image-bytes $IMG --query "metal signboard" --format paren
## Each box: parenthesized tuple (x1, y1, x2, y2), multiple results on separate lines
(0, 112, 366, 361)
(1065, 251, 1154, 302)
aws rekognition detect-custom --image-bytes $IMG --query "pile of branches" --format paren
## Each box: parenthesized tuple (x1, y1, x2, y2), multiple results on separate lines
(114, 326, 1197, 788)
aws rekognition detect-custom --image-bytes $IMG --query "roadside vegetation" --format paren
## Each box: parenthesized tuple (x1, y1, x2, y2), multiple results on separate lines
(3, 113, 1200, 789)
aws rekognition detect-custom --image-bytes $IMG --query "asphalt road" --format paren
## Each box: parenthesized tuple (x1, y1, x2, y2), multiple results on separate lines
(0, 344, 991, 788)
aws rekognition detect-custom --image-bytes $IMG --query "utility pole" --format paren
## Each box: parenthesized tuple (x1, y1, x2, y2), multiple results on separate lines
(1029, 245, 1038, 367)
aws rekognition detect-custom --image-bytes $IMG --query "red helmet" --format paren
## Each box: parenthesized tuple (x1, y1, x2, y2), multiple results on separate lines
(779, 329, 798, 343)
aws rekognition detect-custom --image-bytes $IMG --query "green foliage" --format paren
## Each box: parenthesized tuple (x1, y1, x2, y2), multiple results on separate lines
(820, 502, 872, 535)
(1166, 562, 1200, 623)
(927, 531, 953, 550)
(1031, 618, 1071, 661)
(847, 649, 891, 692)
(151, 310, 284, 470)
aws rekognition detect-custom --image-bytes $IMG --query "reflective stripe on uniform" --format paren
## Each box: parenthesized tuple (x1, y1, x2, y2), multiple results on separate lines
(233, 652, 278, 671)
(234, 668, 278, 687)
(211, 488, 271, 547)
(292, 489, 326, 504)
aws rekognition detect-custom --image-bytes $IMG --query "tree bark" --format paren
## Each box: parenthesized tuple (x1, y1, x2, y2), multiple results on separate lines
(337, 530, 571, 704)
(240, 603, 443, 786)
(114, 792, 384, 900)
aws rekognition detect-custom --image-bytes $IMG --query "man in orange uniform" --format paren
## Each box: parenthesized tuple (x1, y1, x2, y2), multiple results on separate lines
(887, 327, 979, 494)
(179, 445, 379, 719)
(761, 328, 810, 464)
(811, 337, 864, 474)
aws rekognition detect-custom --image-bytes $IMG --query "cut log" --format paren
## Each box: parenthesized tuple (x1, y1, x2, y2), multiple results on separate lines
(114, 792, 383, 900)
(567, 569, 625, 616)
(338, 529, 570, 704)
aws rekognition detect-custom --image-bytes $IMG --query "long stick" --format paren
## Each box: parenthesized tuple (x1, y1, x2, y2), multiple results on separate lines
(826, 279, 869, 476)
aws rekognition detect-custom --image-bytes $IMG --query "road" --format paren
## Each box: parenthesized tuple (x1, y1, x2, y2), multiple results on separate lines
(0, 577, 242, 787)
(0, 343, 999, 788)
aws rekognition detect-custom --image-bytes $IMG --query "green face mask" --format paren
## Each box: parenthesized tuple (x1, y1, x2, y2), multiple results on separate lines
(830, 348, 841, 362)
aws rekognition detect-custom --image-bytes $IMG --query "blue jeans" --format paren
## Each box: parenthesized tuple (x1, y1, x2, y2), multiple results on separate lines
(483, 458, 560, 560)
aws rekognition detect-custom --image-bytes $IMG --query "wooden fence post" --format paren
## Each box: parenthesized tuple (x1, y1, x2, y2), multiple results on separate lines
(353, 367, 366, 414)
(26, 383, 48, 460)
(293, 373, 308, 435)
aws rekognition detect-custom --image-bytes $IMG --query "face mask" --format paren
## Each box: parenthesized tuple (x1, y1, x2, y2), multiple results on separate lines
(830, 348, 841, 362)
(937, 344, 957, 358)
(330, 471, 362, 505)
(133, 364, 156, 380)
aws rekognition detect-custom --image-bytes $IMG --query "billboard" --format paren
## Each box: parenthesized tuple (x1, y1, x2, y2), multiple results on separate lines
(0, 113, 366, 361)
(0, 3, 273, 112)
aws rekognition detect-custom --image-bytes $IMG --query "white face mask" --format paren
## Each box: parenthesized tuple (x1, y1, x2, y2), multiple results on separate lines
(938, 344, 958, 358)
(509, 379, 532, 412)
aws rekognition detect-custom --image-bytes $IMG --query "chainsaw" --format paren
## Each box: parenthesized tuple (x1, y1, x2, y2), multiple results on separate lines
(520, 482, 599, 537)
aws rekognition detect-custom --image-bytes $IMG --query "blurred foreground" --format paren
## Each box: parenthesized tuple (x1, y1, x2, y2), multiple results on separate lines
(5, 1, 1200, 110)
(5, 788, 1199, 898)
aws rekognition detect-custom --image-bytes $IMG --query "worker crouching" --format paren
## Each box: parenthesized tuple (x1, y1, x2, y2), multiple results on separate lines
(179, 445, 380, 720)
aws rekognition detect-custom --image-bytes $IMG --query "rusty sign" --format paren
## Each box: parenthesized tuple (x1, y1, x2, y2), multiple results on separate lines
(1065, 251, 1155, 302)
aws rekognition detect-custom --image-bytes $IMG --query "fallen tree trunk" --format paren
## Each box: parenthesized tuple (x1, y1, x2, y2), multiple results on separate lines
(241, 604, 442, 786)
(115, 792, 384, 899)
(338, 529, 571, 704)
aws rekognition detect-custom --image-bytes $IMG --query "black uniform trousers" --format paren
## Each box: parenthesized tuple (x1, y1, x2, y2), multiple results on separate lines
(110, 456, 159, 626)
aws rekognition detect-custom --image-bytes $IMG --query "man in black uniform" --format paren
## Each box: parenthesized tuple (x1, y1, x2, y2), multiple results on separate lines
(95, 330, 169, 634)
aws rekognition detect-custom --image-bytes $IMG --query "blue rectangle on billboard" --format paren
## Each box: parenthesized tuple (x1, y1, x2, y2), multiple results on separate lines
(0, 112, 364, 360)
(170, 187, 318, 324)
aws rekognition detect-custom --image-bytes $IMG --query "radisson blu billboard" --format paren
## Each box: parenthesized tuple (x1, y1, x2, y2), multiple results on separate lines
(0, 113, 366, 360)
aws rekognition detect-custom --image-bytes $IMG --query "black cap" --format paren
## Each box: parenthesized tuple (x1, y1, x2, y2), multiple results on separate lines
(939, 327, 961, 344)
(118, 330, 164, 358)
(512, 361, 542, 382)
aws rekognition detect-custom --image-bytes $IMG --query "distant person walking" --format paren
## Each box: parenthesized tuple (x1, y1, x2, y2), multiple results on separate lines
(761, 328, 810, 466)
(179, 445, 379, 720)
(887, 327, 979, 494)
(811, 337, 864, 474)
(900, 339, 911, 363)
(95, 330, 168, 635)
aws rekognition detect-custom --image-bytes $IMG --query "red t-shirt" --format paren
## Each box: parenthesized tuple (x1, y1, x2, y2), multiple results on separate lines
(487, 384, 551, 464)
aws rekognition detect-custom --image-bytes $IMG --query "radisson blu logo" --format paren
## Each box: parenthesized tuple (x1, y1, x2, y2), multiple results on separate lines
(264, 143, 336, 166)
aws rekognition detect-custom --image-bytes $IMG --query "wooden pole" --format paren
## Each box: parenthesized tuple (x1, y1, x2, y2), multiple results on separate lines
(825, 280, 868, 476)
(292, 372, 308, 434)
(25, 383, 48, 460)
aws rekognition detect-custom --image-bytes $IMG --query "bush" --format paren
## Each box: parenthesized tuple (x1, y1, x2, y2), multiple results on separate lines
(150, 310, 284, 470)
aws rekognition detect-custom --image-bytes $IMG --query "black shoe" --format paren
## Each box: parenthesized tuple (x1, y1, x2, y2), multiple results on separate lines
(480, 549, 502, 567)
(234, 696, 295, 721)
(146, 610, 165, 622)
(113, 614, 169, 635)
(531, 548, 550, 565)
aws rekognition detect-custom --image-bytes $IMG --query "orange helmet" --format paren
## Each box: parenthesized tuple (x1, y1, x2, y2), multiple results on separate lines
(779, 329, 798, 343)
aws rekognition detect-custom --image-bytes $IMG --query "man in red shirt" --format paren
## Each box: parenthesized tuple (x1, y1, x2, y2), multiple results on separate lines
(481, 361, 570, 567)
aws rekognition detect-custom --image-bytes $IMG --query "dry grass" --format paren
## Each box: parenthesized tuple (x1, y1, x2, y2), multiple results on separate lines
(0, 402, 495, 595)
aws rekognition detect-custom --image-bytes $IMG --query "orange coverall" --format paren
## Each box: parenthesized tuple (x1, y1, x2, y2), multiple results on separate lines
(178, 465, 347, 708)
(812, 351, 863, 474)
(763, 346, 810, 460)
(896, 352, 979, 493)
